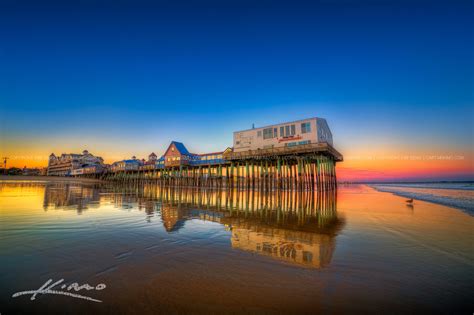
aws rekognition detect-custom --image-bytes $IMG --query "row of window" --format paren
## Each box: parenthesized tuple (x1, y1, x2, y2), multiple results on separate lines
(286, 140, 311, 147)
(200, 154, 223, 160)
(258, 122, 311, 139)
(166, 154, 223, 162)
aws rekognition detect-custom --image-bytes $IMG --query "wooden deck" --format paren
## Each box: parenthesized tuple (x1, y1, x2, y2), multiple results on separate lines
(224, 142, 343, 162)
(77, 142, 343, 191)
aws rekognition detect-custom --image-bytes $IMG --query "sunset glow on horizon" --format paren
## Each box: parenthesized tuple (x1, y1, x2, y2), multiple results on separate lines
(3, 136, 473, 182)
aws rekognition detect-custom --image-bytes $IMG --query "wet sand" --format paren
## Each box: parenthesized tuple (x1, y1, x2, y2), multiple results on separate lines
(0, 182, 472, 314)
(0, 175, 103, 183)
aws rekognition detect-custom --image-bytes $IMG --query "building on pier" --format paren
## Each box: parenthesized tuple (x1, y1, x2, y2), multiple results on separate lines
(191, 151, 226, 166)
(108, 142, 229, 173)
(47, 150, 104, 176)
(110, 157, 142, 172)
(233, 117, 332, 153)
(70, 164, 105, 176)
(148, 152, 157, 162)
(98, 117, 342, 190)
(161, 141, 226, 168)
(162, 141, 191, 167)
(140, 152, 161, 171)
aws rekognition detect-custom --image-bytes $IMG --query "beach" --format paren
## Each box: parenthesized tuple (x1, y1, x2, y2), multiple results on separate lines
(371, 183, 474, 215)
(0, 175, 103, 183)
(0, 180, 472, 314)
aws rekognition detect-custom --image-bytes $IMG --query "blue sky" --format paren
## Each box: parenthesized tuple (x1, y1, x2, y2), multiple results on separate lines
(0, 0, 473, 179)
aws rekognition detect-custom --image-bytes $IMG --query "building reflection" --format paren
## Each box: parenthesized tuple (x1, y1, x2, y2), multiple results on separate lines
(229, 224, 335, 268)
(42, 182, 101, 213)
(103, 184, 343, 268)
(37, 181, 343, 268)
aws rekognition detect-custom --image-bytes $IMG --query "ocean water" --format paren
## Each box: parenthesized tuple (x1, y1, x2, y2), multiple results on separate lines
(0, 181, 472, 314)
(371, 183, 474, 214)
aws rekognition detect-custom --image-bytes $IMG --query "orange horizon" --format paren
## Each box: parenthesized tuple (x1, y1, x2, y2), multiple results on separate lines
(2, 154, 473, 182)
(2, 138, 473, 181)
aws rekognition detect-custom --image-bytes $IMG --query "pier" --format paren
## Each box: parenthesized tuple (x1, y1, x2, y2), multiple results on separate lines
(96, 142, 342, 191)
(59, 118, 344, 191)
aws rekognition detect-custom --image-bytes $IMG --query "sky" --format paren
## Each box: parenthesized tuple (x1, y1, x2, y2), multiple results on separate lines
(0, 0, 473, 181)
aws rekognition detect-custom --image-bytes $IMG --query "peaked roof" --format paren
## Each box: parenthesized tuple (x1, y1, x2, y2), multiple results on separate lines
(170, 141, 190, 155)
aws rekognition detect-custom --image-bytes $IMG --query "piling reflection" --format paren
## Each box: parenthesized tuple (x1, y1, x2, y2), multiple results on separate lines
(7, 181, 343, 268)
(104, 183, 344, 268)
(43, 182, 101, 213)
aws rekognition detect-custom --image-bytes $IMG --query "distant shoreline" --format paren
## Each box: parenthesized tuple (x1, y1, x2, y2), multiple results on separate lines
(340, 180, 474, 185)
(370, 184, 473, 215)
(0, 175, 104, 183)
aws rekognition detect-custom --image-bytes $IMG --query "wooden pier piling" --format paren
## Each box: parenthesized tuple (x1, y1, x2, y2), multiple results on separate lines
(91, 143, 343, 191)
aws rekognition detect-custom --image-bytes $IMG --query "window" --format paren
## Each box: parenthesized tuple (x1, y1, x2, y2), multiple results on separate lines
(263, 128, 274, 139)
(279, 125, 297, 137)
(301, 122, 311, 134)
(257, 131, 262, 137)
(273, 128, 277, 137)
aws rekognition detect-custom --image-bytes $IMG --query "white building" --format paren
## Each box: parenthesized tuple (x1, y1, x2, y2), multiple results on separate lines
(47, 150, 104, 176)
(233, 117, 333, 153)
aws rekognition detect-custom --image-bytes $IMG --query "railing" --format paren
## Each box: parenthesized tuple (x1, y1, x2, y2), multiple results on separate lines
(224, 142, 343, 161)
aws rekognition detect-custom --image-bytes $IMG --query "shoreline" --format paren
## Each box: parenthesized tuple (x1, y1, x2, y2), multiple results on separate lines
(369, 184, 473, 215)
(0, 175, 104, 183)
(1, 176, 471, 215)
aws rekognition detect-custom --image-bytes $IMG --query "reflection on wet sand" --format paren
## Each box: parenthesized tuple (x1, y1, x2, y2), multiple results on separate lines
(37, 181, 343, 268)
(43, 182, 101, 213)
(2, 181, 342, 268)
(1, 181, 472, 314)
(142, 186, 342, 268)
